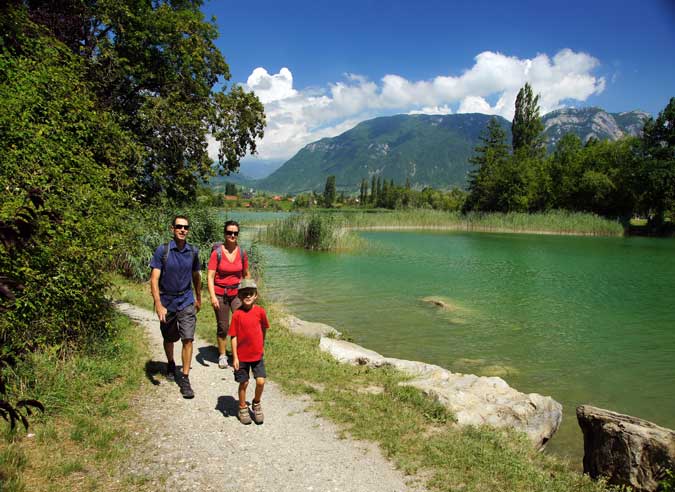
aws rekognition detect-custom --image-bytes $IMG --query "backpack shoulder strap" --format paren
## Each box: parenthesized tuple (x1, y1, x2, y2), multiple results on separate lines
(240, 247, 247, 266)
(161, 242, 170, 271)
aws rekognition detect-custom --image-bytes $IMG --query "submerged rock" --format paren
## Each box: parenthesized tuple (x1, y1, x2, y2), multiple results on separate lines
(576, 405, 675, 492)
(318, 338, 562, 450)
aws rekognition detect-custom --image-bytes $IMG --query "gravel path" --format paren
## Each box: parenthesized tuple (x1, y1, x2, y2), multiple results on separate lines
(116, 302, 423, 492)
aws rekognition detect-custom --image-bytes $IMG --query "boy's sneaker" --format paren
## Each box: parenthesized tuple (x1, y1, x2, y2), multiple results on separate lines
(252, 401, 264, 424)
(218, 354, 229, 369)
(166, 361, 176, 380)
(178, 374, 194, 399)
(238, 406, 252, 425)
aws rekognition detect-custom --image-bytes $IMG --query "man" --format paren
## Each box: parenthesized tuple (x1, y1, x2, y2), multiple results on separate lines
(150, 215, 202, 399)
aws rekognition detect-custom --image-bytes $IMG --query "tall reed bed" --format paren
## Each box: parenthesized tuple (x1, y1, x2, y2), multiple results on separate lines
(258, 213, 366, 251)
(257, 209, 623, 251)
(347, 209, 624, 236)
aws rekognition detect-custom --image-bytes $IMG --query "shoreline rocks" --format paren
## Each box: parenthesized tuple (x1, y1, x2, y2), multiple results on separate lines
(577, 405, 675, 492)
(315, 337, 562, 450)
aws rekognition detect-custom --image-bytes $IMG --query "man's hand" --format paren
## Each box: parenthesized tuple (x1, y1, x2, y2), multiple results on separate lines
(233, 357, 239, 370)
(155, 303, 167, 323)
(194, 298, 201, 312)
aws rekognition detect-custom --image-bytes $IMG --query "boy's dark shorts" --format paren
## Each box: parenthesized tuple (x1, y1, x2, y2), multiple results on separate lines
(160, 304, 196, 343)
(234, 358, 266, 383)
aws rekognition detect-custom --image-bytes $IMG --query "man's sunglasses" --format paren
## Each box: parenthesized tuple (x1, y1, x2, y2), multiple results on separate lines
(225, 230, 239, 236)
(173, 224, 190, 230)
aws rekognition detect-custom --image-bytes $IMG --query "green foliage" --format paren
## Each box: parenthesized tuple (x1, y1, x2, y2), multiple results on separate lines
(512, 83, 546, 158)
(8, 1, 265, 203)
(465, 117, 511, 211)
(115, 204, 222, 282)
(259, 213, 366, 251)
(659, 468, 675, 492)
(0, 18, 140, 354)
(637, 97, 675, 228)
(323, 175, 337, 208)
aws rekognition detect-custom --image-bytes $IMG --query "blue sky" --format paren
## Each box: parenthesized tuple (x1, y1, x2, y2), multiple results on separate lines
(203, 0, 675, 162)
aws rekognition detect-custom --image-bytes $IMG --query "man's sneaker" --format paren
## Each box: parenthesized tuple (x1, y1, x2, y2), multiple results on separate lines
(238, 406, 252, 425)
(252, 401, 264, 424)
(178, 374, 194, 399)
(218, 354, 229, 369)
(166, 361, 176, 380)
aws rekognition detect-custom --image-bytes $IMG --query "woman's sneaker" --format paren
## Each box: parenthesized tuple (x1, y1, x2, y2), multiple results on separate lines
(252, 401, 264, 424)
(218, 354, 229, 369)
(238, 406, 252, 425)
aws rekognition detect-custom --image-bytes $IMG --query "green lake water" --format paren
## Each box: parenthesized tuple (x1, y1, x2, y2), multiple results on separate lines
(255, 229, 675, 461)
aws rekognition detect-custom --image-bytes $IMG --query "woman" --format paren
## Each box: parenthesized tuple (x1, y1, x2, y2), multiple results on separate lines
(207, 220, 250, 369)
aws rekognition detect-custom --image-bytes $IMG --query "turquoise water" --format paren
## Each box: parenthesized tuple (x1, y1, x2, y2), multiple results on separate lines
(257, 229, 675, 461)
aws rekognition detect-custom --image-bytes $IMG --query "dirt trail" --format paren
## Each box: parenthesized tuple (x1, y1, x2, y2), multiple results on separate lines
(117, 302, 423, 492)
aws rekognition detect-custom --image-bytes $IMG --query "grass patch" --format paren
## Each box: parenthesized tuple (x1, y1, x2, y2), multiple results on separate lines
(0, 314, 148, 491)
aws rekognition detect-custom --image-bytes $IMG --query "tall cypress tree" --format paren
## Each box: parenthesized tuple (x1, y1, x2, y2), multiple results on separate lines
(512, 83, 545, 159)
(371, 175, 377, 204)
(323, 175, 336, 208)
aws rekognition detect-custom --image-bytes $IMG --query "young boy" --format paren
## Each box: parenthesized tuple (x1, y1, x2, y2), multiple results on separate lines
(228, 278, 270, 425)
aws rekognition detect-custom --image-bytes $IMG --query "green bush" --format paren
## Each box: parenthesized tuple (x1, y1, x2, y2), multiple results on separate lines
(0, 18, 141, 354)
(115, 205, 222, 282)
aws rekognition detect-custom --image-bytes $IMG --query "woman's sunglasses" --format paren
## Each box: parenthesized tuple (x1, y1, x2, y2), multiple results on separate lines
(225, 230, 239, 236)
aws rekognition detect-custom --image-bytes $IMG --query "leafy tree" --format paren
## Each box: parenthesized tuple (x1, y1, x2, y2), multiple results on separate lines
(323, 175, 336, 208)
(0, 15, 141, 352)
(549, 133, 584, 209)
(464, 117, 510, 211)
(225, 182, 238, 196)
(512, 83, 545, 159)
(638, 97, 675, 227)
(15, 0, 266, 203)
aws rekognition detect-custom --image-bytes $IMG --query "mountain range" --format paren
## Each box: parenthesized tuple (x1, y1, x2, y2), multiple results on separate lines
(237, 107, 650, 194)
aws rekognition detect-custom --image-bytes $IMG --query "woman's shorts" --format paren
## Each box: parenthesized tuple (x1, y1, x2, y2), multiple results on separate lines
(214, 294, 242, 337)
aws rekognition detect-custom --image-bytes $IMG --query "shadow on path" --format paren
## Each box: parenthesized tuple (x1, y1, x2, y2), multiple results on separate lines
(145, 360, 167, 386)
(196, 345, 219, 367)
(216, 395, 239, 418)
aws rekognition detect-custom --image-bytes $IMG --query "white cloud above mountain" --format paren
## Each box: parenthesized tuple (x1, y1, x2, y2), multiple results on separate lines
(223, 49, 605, 161)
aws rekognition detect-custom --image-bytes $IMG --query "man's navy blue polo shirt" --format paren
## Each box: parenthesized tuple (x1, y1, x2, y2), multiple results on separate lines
(149, 240, 200, 312)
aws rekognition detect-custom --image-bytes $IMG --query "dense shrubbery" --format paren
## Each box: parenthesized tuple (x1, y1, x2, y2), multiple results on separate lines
(116, 205, 222, 282)
(0, 18, 140, 354)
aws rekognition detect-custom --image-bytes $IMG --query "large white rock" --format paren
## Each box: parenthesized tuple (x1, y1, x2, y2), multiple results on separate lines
(319, 338, 562, 450)
(284, 315, 341, 339)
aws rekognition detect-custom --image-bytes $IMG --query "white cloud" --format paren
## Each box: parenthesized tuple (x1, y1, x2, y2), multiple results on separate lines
(216, 49, 605, 162)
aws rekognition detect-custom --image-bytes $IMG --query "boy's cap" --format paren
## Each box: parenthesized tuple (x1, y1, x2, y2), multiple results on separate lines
(239, 278, 257, 290)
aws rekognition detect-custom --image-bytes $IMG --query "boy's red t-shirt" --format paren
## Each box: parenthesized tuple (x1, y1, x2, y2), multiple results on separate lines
(207, 246, 248, 296)
(228, 305, 269, 362)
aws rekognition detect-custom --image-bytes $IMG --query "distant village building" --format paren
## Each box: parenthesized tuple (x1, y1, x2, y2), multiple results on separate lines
(223, 195, 238, 201)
